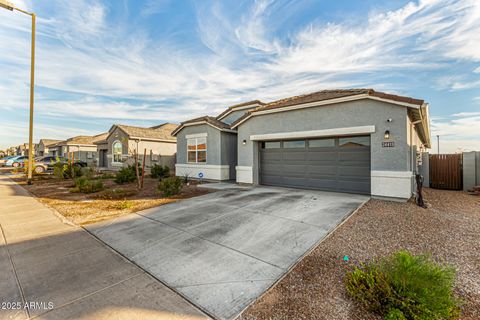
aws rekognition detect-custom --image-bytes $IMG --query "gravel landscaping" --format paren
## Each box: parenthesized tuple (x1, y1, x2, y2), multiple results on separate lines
(11, 174, 210, 225)
(239, 188, 480, 320)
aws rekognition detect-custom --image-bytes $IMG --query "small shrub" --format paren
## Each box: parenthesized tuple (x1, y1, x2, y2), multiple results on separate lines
(150, 164, 170, 179)
(71, 176, 104, 193)
(114, 200, 135, 210)
(158, 176, 183, 197)
(94, 188, 137, 200)
(96, 172, 116, 180)
(81, 166, 95, 179)
(53, 162, 83, 179)
(114, 165, 138, 184)
(344, 250, 461, 320)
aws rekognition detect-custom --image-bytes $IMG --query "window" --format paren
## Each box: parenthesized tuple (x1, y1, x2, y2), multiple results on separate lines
(187, 138, 207, 163)
(113, 141, 123, 163)
(309, 138, 335, 148)
(262, 141, 281, 149)
(283, 140, 305, 148)
(339, 136, 370, 147)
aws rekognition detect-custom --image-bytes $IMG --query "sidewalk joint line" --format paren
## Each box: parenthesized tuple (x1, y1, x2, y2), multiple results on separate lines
(0, 224, 30, 319)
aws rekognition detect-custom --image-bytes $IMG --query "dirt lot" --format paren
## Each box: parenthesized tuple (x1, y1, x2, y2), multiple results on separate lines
(13, 174, 210, 225)
(240, 188, 480, 320)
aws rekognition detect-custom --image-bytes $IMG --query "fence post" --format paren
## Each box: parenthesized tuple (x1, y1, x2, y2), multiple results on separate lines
(463, 151, 476, 191)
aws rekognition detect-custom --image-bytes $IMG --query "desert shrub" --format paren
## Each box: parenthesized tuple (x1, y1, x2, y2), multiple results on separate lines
(150, 164, 170, 179)
(70, 176, 104, 193)
(81, 166, 95, 179)
(344, 250, 461, 320)
(96, 172, 116, 179)
(94, 188, 137, 200)
(114, 200, 135, 210)
(53, 162, 83, 179)
(114, 165, 139, 184)
(158, 176, 183, 197)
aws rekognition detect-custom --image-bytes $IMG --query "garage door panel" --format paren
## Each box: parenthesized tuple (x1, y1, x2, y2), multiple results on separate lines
(283, 152, 307, 161)
(306, 178, 338, 189)
(260, 136, 371, 194)
(307, 165, 338, 175)
(307, 151, 337, 161)
(282, 164, 308, 173)
(261, 152, 281, 162)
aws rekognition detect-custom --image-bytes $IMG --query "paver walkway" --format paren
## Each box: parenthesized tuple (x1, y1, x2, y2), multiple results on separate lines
(0, 175, 208, 320)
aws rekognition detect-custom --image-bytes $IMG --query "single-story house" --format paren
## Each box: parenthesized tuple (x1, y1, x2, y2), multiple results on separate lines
(50, 133, 107, 164)
(37, 139, 62, 157)
(96, 123, 177, 170)
(172, 89, 431, 201)
(15, 145, 26, 156)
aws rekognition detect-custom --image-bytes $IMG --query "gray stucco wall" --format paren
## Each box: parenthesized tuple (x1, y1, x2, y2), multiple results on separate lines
(237, 99, 410, 183)
(463, 151, 479, 191)
(176, 124, 222, 165)
(176, 125, 237, 178)
(419, 152, 430, 187)
(220, 132, 238, 179)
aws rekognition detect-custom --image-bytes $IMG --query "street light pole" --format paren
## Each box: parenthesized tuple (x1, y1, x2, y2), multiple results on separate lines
(0, 0, 36, 184)
(437, 135, 440, 155)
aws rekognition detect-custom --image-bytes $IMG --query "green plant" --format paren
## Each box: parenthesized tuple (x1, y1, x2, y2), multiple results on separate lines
(94, 188, 137, 200)
(81, 166, 95, 179)
(96, 172, 116, 179)
(344, 250, 461, 320)
(70, 176, 104, 193)
(114, 165, 140, 184)
(53, 162, 83, 179)
(158, 176, 184, 197)
(150, 164, 170, 179)
(115, 200, 134, 210)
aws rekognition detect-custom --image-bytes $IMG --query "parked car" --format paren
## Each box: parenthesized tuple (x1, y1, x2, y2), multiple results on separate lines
(0, 156, 14, 167)
(33, 156, 88, 174)
(5, 155, 28, 167)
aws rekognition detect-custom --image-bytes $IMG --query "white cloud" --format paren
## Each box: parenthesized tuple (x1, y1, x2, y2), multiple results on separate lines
(430, 112, 480, 152)
(1, 0, 480, 149)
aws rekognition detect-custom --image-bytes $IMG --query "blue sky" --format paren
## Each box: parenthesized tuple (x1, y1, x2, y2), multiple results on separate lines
(0, 0, 479, 152)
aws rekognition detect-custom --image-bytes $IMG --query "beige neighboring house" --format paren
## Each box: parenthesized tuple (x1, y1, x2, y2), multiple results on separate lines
(37, 139, 62, 157)
(51, 133, 108, 165)
(96, 123, 177, 170)
(16, 145, 26, 156)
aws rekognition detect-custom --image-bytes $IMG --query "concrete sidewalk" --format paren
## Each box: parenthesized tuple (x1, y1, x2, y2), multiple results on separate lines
(0, 176, 208, 320)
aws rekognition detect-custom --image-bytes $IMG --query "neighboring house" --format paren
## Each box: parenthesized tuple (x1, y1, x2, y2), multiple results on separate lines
(37, 139, 62, 157)
(173, 89, 431, 201)
(24, 143, 38, 157)
(97, 123, 177, 170)
(50, 133, 107, 164)
(16, 145, 26, 156)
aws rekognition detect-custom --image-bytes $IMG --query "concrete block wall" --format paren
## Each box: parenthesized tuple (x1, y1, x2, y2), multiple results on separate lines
(463, 151, 479, 191)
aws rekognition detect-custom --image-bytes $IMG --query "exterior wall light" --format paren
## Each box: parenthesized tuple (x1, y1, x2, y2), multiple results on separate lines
(384, 130, 391, 140)
(242, 139, 247, 145)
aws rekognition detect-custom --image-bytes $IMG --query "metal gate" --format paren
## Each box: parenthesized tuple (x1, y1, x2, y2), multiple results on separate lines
(429, 154, 463, 190)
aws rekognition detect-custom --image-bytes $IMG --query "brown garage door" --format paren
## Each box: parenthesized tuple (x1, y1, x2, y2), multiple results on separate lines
(259, 136, 371, 194)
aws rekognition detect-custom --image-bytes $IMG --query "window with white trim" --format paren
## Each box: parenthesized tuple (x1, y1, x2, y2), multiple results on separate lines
(187, 138, 207, 163)
(112, 141, 123, 163)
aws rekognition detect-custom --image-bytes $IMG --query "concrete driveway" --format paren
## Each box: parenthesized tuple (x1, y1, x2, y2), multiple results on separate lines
(86, 186, 368, 320)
